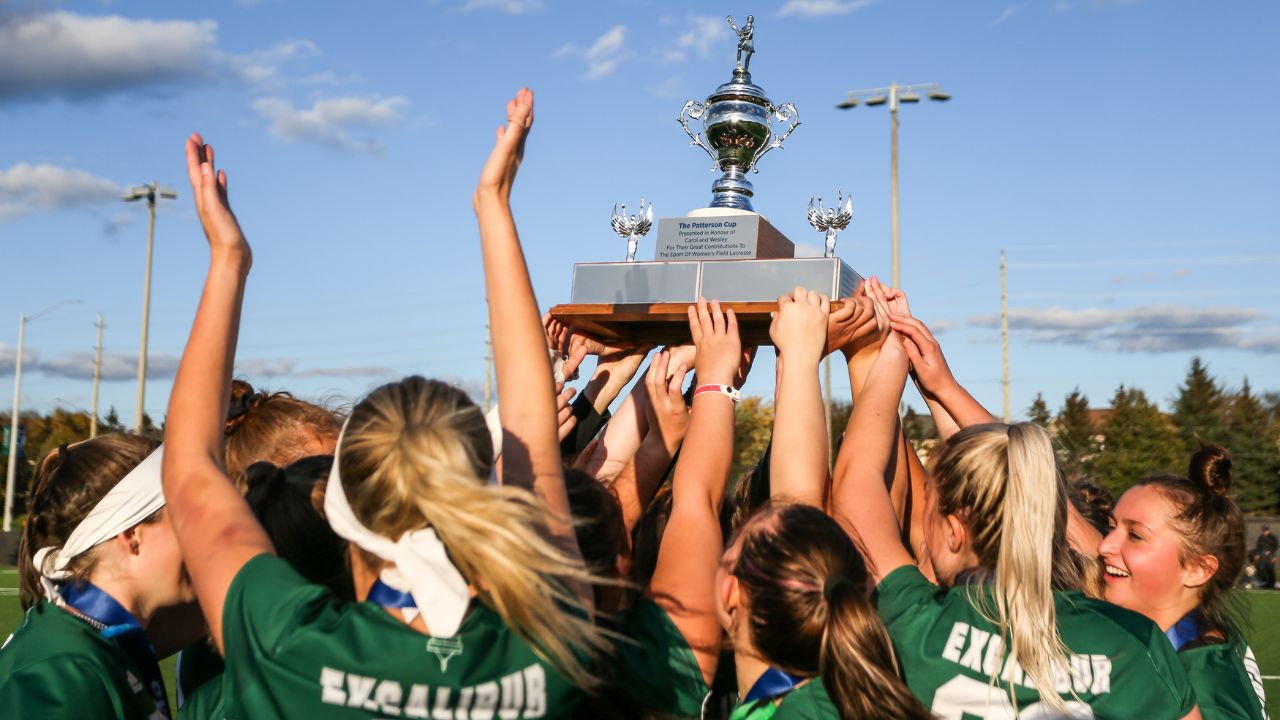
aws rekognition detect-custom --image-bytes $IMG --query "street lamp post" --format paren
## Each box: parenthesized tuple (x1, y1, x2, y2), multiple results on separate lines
(122, 182, 177, 433)
(4, 299, 82, 532)
(837, 83, 950, 288)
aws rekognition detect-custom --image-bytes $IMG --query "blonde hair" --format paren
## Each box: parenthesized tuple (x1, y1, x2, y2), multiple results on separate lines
(337, 376, 609, 689)
(931, 423, 1074, 712)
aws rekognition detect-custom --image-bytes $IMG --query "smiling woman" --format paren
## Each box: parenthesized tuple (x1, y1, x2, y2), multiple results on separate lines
(1100, 445, 1268, 720)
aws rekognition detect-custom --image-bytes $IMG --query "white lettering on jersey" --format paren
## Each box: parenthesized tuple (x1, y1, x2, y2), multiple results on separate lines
(318, 666, 546, 718)
(376, 680, 404, 717)
(943, 622, 969, 663)
(321, 667, 347, 705)
(522, 665, 546, 718)
(1243, 644, 1270, 719)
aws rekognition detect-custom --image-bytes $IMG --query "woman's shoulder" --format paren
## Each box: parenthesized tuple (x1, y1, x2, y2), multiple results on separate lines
(0, 602, 121, 670)
(1054, 591, 1170, 650)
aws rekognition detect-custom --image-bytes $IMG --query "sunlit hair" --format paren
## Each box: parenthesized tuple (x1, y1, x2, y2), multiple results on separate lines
(730, 504, 931, 720)
(930, 422, 1076, 711)
(17, 433, 161, 609)
(1133, 443, 1246, 641)
(336, 376, 609, 689)
(225, 379, 341, 486)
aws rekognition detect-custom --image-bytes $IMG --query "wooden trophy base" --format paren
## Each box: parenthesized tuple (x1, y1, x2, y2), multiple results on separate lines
(548, 300, 847, 346)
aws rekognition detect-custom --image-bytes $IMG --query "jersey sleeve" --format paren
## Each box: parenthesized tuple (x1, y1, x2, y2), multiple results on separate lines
(222, 552, 335, 662)
(0, 656, 121, 717)
(873, 563, 941, 628)
(1140, 621, 1198, 718)
(612, 597, 710, 718)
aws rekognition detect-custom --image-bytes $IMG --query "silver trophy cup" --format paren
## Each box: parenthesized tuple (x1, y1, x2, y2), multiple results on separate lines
(677, 15, 800, 212)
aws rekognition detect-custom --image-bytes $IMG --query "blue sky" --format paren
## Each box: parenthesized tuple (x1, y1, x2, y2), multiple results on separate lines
(1, 0, 1277, 428)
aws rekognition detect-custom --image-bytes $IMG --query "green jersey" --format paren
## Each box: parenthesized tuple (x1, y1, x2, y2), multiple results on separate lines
(1180, 638, 1268, 720)
(728, 679, 836, 720)
(876, 565, 1196, 719)
(176, 639, 224, 707)
(598, 597, 709, 719)
(0, 602, 166, 719)
(190, 553, 581, 719)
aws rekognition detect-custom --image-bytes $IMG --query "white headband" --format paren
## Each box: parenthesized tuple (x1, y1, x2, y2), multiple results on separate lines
(33, 445, 166, 602)
(324, 418, 470, 637)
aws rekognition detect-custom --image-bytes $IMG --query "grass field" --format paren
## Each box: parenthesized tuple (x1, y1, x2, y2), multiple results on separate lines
(1, 566, 1278, 716)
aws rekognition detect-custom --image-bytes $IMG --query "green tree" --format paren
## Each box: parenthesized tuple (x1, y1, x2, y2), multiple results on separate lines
(1027, 393, 1052, 427)
(1091, 385, 1183, 496)
(731, 397, 774, 485)
(1054, 388, 1096, 480)
(1172, 357, 1227, 452)
(903, 404, 937, 446)
(1224, 379, 1280, 514)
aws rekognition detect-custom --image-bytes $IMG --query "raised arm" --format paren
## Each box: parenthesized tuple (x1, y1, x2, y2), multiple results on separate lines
(832, 298, 917, 583)
(162, 135, 273, 651)
(887, 313, 995, 438)
(473, 89, 588, 603)
(647, 299, 740, 686)
(768, 288, 832, 508)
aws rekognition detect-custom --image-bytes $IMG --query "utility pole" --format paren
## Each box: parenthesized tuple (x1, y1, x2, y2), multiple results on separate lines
(484, 324, 493, 413)
(837, 83, 950, 289)
(91, 313, 104, 438)
(121, 182, 177, 432)
(5, 299, 80, 532)
(823, 354, 833, 456)
(1001, 249, 1011, 423)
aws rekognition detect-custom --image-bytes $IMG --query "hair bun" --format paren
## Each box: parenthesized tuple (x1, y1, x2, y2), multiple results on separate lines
(1189, 443, 1232, 497)
(244, 461, 288, 495)
(225, 379, 267, 435)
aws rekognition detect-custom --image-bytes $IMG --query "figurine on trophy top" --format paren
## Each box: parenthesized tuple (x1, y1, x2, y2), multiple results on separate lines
(611, 198, 653, 263)
(726, 14, 755, 76)
(807, 191, 854, 259)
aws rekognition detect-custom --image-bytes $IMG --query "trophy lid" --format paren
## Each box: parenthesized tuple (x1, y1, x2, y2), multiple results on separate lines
(708, 71, 770, 105)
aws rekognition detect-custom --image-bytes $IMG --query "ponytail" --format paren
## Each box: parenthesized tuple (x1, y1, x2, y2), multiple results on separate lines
(731, 504, 929, 719)
(820, 579, 932, 720)
(931, 423, 1074, 710)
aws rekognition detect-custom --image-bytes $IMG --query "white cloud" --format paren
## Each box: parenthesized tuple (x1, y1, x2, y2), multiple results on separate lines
(648, 75, 684, 99)
(0, 163, 120, 221)
(779, 0, 878, 18)
(992, 5, 1020, 26)
(0, 345, 38, 375)
(38, 351, 180, 381)
(252, 95, 408, 152)
(0, 11, 217, 100)
(554, 25, 628, 80)
(676, 16, 731, 60)
(295, 365, 396, 378)
(101, 212, 135, 237)
(227, 38, 320, 88)
(968, 304, 1280, 353)
(461, 0, 544, 14)
(234, 358, 297, 378)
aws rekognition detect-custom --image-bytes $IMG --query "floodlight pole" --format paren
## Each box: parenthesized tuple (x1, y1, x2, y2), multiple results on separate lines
(4, 299, 81, 531)
(837, 82, 950, 289)
(122, 182, 177, 433)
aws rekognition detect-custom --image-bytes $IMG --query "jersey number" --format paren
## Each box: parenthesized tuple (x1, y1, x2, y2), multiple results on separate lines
(931, 675, 1095, 719)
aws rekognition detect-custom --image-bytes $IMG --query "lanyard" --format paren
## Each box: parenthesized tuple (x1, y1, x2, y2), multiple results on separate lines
(743, 667, 806, 703)
(60, 581, 171, 719)
(1166, 611, 1202, 651)
(367, 578, 416, 608)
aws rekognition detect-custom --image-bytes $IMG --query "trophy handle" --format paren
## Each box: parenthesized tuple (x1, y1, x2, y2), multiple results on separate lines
(678, 100, 718, 170)
(751, 101, 801, 172)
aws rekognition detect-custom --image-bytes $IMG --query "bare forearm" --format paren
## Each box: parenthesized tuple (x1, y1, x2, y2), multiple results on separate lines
(581, 382, 649, 482)
(928, 378, 995, 432)
(770, 359, 827, 507)
(671, 395, 733, 511)
(165, 254, 249, 475)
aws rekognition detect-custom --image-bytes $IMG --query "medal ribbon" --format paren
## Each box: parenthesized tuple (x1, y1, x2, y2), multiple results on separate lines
(743, 667, 806, 703)
(367, 578, 416, 608)
(60, 581, 171, 719)
(1165, 611, 1202, 651)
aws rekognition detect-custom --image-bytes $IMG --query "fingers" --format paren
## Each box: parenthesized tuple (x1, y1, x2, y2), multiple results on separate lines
(668, 363, 689, 396)
(888, 315, 937, 349)
(709, 299, 724, 334)
(687, 305, 702, 345)
(184, 136, 205, 210)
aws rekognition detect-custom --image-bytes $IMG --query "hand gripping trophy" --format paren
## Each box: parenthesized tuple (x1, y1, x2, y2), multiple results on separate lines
(611, 198, 653, 263)
(807, 191, 854, 259)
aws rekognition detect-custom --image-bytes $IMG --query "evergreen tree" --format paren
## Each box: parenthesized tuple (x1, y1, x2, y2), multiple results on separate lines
(1055, 388, 1096, 480)
(1091, 385, 1182, 496)
(1027, 393, 1052, 427)
(1172, 357, 1227, 452)
(104, 405, 121, 430)
(903, 404, 938, 444)
(1224, 379, 1280, 514)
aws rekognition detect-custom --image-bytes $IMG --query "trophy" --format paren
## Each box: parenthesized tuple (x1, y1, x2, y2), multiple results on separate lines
(807, 191, 854, 258)
(552, 16, 862, 346)
(611, 199, 653, 263)
(677, 15, 800, 212)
